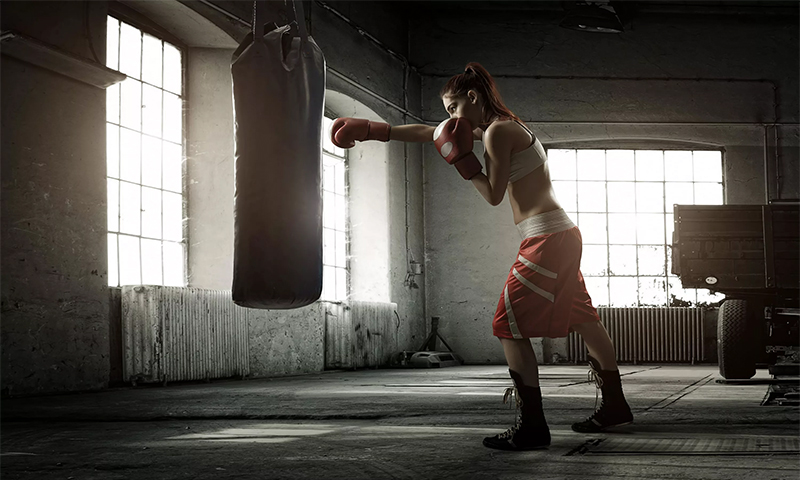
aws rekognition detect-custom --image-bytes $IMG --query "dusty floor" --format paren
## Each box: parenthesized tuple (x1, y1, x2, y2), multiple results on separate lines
(2, 365, 798, 479)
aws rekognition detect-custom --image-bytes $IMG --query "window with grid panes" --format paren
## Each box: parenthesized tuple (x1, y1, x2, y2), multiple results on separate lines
(106, 16, 185, 287)
(549, 149, 726, 307)
(321, 116, 349, 302)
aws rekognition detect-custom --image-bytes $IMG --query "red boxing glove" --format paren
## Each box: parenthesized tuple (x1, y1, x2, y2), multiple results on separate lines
(433, 118, 483, 180)
(330, 117, 391, 149)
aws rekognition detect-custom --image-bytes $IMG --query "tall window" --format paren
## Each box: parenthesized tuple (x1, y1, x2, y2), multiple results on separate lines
(549, 149, 725, 307)
(105, 17, 185, 287)
(321, 116, 349, 301)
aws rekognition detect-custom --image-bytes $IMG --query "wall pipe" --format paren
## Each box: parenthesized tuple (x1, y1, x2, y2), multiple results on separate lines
(201, 1, 797, 127)
(764, 126, 771, 203)
(204, 0, 796, 205)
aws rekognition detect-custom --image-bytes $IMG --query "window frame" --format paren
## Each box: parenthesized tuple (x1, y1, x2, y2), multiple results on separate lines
(106, 7, 188, 288)
(547, 147, 726, 307)
(321, 111, 351, 303)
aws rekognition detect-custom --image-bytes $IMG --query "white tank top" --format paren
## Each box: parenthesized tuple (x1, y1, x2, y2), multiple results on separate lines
(481, 120, 547, 183)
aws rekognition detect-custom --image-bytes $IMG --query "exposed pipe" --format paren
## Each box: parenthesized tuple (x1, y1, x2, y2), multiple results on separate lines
(198, 1, 797, 129)
(402, 47, 412, 287)
(774, 84, 782, 201)
(327, 68, 424, 123)
(430, 73, 782, 122)
(199, 0, 425, 121)
(525, 121, 796, 127)
(199, 0, 795, 210)
(312, 74, 787, 128)
(544, 137, 723, 148)
(196, 0, 252, 27)
(330, 70, 797, 127)
(774, 124, 782, 201)
(295, 71, 798, 127)
(764, 125, 771, 203)
(313, 1, 412, 67)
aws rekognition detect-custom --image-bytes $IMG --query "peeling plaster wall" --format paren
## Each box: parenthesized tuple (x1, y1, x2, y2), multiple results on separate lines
(1, 0, 426, 395)
(415, 9, 799, 363)
(247, 303, 325, 377)
(185, 48, 331, 377)
(5, 0, 789, 393)
(310, 0, 426, 357)
(186, 47, 237, 290)
(185, 1, 427, 374)
(1, 1, 111, 395)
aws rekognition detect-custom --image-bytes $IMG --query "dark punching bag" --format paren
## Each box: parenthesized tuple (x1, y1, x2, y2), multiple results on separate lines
(231, 0, 325, 309)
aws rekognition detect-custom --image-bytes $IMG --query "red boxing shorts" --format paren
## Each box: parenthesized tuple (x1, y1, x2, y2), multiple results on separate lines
(493, 209, 600, 339)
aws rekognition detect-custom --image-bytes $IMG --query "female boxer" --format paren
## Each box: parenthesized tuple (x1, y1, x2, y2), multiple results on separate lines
(330, 62, 633, 451)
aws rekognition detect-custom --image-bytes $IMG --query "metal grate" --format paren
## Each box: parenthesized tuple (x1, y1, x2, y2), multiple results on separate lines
(568, 307, 704, 364)
(571, 437, 799, 455)
(122, 286, 250, 384)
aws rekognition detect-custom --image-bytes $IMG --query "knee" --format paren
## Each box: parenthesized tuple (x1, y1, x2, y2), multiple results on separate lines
(499, 337, 531, 347)
(570, 322, 589, 334)
(571, 321, 601, 335)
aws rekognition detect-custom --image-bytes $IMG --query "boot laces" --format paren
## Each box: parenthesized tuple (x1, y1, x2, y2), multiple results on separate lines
(497, 386, 523, 439)
(497, 425, 518, 440)
(587, 364, 606, 420)
(503, 386, 523, 409)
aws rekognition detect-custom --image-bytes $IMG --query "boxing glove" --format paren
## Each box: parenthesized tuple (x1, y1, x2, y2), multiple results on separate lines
(433, 118, 483, 180)
(330, 117, 391, 149)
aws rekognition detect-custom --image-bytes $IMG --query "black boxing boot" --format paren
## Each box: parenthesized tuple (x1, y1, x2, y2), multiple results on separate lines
(483, 369, 551, 451)
(571, 355, 634, 433)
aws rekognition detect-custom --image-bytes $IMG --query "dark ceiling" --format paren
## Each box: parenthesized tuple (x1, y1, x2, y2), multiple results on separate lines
(401, 0, 798, 15)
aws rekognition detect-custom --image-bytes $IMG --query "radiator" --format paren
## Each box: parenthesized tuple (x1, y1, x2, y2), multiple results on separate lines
(121, 286, 250, 384)
(568, 307, 705, 364)
(325, 301, 399, 369)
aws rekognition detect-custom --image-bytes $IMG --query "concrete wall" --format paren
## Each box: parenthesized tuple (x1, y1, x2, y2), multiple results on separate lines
(3, 0, 793, 394)
(286, 1, 428, 353)
(1, 0, 426, 395)
(248, 303, 325, 377)
(186, 47, 237, 289)
(414, 8, 799, 363)
(184, 2, 427, 369)
(1, 1, 111, 395)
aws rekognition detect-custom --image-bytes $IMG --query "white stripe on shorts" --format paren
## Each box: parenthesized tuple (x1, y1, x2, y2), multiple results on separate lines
(513, 268, 555, 303)
(517, 254, 558, 279)
(504, 285, 523, 339)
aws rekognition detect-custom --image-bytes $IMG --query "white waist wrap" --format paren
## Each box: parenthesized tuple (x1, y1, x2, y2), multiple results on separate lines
(516, 208, 575, 239)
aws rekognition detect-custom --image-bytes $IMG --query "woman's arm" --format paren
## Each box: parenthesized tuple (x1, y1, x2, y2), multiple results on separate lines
(390, 123, 481, 142)
(389, 124, 436, 143)
(471, 123, 511, 206)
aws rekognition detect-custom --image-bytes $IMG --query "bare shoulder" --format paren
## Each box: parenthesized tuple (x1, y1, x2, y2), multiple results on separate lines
(483, 120, 510, 141)
(484, 120, 529, 147)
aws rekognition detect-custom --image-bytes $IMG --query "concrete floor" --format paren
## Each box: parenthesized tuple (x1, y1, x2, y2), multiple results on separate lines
(2, 365, 798, 480)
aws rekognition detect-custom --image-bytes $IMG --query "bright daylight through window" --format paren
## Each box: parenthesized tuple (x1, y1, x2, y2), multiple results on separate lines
(106, 16, 185, 287)
(548, 149, 725, 307)
(321, 116, 349, 302)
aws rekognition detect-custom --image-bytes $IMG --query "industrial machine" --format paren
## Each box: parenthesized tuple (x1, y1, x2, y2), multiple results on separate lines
(672, 203, 799, 379)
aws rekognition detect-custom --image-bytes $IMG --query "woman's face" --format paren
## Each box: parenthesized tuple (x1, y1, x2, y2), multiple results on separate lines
(442, 90, 483, 128)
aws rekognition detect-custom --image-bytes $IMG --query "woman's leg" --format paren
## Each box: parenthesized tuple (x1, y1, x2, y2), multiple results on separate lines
(483, 337, 550, 451)
(569, 321, 618, 370)
(499, 337, 540, 386)
(569, 321, 634, 432)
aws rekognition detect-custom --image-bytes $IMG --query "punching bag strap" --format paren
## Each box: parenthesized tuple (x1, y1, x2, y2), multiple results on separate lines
(290, 0, 308, 43)
(252, 0, 272, 43)
(287, 0, 311, 56)
(252, 1, 307, 49)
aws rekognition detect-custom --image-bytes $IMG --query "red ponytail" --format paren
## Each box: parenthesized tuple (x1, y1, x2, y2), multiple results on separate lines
(439, 62, 521, 125)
